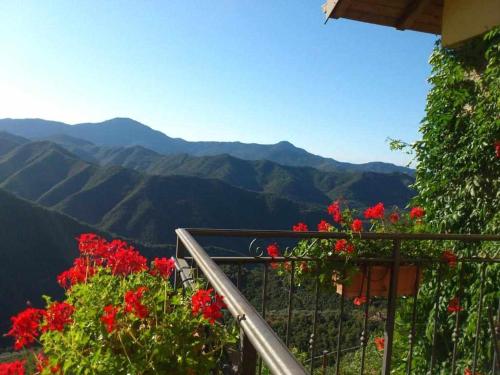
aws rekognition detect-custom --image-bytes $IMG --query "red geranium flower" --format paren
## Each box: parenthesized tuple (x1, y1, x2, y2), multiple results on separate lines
(300, 261, 309, 273)
(410, 206, 425, 219)
(101, 305, 120, 333)
(353, 295, 367, 306)
(0, 360, 26, 375)
(389, 212, 400, 224)
(150, 257, 176, 279)
(495, 141, 500, 158)
(345, 243, 355, 253)
(36, 353, 61, 374)
(292, 222, 309, 232)
(317, 220, 331, 232)
(374, 337, 385, 351)
(6, 308, 44, 350)
(124, 287, 149, 319)
(76, 233, 109, 258)
(447, 297, 463, 313)
(364, 203, 385, 219)
(351, 219, 363, 232)
(442, 250, 458, 268)
(57, 257, 95, 289)
(107, 248, 148, 276)
(191, 289, 227, 324)
(327, 201, 342, 223)
(41, 302, 75, 332)
(334, 239, 347, 252)
(266, 243, 280, 258)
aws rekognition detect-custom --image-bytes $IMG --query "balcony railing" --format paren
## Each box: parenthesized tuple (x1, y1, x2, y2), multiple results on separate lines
(174, 228, 500, 374)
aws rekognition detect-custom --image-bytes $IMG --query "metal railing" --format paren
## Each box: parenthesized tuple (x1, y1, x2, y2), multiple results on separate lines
(174, 228, 500, 374)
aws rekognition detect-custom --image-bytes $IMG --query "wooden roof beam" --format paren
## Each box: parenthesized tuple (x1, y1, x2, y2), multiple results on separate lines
(396, 0, 434, 30)
(323, 0, 353, 22)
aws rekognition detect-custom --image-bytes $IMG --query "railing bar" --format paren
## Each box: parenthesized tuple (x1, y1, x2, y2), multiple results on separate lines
(360, 265, 372, 375)
(236, 264, 242, 290)
(488, 306, 500, 372)
(310, 275, 320, 374)
(191, 256, 500, 265)
(322, 350, 328, 375)
(494, 300, 500, 375)
(185, 228, 500, 241)
(261, 263, 269, 319)
(306, 346, 361, 363)
(285, 261, 295, 347)
(472, 264, 487, 373)
(429, 264, 443, 374)
(175, 229, 308, 375)
(335, 282, 346, 375)
(406, 265, 421, 375)
(382, 240, 401, 374)
(259, 262, 269, 375)
(451, 265, 465, 374)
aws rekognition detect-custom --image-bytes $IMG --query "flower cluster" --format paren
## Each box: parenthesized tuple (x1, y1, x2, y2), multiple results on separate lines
(5, 234, 233, 374)
(57, 234, 177, 290)
(192, 289, 227, 324)
(101, 305, 120, 333)
(57, 257, 95, 289)
(150, 257, 176, 279)
(0, 360, 25, 375)
(41, 302, 75, 332)
(292, 222, 309, 232)
(6, 308, 44, 350)
(364, 202, 385, 219)
(124, 286, 149, 319)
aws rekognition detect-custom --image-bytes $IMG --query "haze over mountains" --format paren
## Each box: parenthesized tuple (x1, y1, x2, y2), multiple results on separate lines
(0, 118, 414, 175)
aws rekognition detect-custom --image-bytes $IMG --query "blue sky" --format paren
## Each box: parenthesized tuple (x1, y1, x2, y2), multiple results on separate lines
(0, 1, 438, 165)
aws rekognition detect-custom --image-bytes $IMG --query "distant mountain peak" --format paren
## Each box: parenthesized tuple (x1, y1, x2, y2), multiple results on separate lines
(0, 118, 413, 175)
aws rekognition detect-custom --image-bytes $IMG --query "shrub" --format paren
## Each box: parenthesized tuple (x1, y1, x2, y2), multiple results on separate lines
(3, 234, 236, 374)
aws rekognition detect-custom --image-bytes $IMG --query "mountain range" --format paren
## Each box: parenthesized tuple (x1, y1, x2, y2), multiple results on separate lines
(0, 137, 332, 244)
(0, 117, 415, 348)
(0, 118, 414, 175)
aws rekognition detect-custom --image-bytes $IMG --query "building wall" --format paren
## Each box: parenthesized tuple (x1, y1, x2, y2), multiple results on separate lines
(442, 0, 500, 47)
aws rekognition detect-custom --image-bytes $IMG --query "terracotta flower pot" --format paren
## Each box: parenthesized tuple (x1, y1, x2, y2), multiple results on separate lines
(335, 265, 421, 298)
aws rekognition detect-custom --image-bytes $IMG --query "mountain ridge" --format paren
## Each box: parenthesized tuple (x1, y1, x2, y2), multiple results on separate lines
(0, 118, 414, 175)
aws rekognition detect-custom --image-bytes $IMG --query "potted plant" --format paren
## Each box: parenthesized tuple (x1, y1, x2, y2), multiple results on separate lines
(268, 201, 432, 300)
(1, 234, 237, 374)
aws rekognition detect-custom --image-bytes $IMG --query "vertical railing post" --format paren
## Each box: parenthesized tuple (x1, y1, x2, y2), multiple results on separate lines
(382, 239, 401, 375)
(240, 328, 258, 375)
(174, 235, 188, 289)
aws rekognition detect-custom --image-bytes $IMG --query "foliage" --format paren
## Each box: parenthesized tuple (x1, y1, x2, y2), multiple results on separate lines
(2, 234, 236, 374)
(267, 200, 432, 289)
(392, 28, 500, 374)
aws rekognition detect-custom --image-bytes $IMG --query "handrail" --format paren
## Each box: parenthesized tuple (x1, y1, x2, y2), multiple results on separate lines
(184, 228, 500, 241)
(175, 228, 308, 375)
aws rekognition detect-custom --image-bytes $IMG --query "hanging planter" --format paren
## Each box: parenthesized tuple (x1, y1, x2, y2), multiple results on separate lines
(334, 265, 421, 298)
